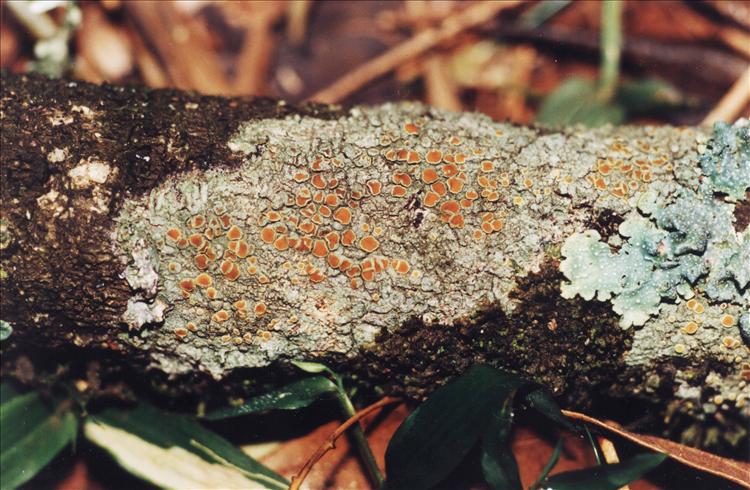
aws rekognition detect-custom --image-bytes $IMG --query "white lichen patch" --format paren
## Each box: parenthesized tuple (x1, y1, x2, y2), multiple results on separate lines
(47, 147, 68, 163)
(114, 103, 721, 379)
(68, 159, 112, 188)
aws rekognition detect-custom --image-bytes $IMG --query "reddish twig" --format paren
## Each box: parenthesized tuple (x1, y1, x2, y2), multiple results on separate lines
(289, 396, 401, 490)
(308, 0, 521, 104)
(703, 65, 750, 124)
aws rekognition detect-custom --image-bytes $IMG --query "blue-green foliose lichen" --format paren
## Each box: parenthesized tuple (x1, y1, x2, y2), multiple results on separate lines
(699, 121, 750, 201)
(561, 121, 750, 330)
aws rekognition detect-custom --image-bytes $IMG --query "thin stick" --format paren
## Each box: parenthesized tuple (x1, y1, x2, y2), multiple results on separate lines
(702, 65, 750, 125)
(597, 436, 630, 490)
(308, 0, 522, 104)
(289, 396, 401, 490)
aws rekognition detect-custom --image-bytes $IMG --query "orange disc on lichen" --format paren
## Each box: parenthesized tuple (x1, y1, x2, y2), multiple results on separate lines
(426, 150, 442, 164)
(273, 236, 289, 251)
(366, 180, 382, 196)
(206, 287, 218, 299)
(391, 185, 407, 197)
(342, 229, 356, 246)
(166, 228, 182, 242)
(481, 161, 493, 172)
(339, 258, 353, 271)
(447, 177, 464, 194)
(188, 233, 205, 248)
(440, 200, 460, 215)
(189, 215, 206, 228)
(325, 231, 340, 250)
(429, 182, 446, 197)
(404, 122, 419, 134)
(236, 240, 249, 258)
(424, 192, 440, 207)
(254, 302, 267, 317)
(227, 225, 242, 240)
(359, 235, 380, 253)
(293, 171, 310, 183)
(195, 273, 212, 288)
(325, 193, 339, 207)
(179, 279, 195, 292)
(225, 263, 240, 281)
(334, 208, 352, 225)
(394, 259, 410, 274)
(449, 214, 465, 228)
(194, 254, 209, 270)
(422, 168, 439, 184)
(442, 164, 458, 177)
(407, 151, 421, 164)
(213, 310, 229, 323)
(312, 239, 328, 258)
(309, 271, 326, 283)
(327, 253, 341, 268)
(260, 226, 277, 243)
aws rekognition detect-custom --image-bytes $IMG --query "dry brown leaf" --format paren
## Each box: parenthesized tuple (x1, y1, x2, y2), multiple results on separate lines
(562, 410, 750, 488)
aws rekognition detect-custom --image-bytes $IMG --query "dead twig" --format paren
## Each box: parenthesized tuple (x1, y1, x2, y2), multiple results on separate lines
(702, 65, 750, 125)
(309, 0, 522, 104)
(289, 396, 401, 490)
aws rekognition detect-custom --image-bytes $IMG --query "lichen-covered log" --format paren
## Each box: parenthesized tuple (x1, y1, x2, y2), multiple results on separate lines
(1, 73, 749, 431)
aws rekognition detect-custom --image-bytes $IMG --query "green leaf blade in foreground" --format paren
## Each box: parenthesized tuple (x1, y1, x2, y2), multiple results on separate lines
(0, 381, 20, 405)
(524, 387, 575, 431)
(541, 452, 668, 490)
(481, 400, 522, 490)
(0, 398, 78, 490)
(385, 365, 524, 490)
(204, 376, 337, 421)
(85, 403, 288, 490)
(536, 77, 625, 127)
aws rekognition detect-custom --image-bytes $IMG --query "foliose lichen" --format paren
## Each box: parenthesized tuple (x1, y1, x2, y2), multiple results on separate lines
(561, 121, 750, 331)
(699, 121, 750, 201)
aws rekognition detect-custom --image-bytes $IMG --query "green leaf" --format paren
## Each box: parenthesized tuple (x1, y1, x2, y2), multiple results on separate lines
(291, 360, 330, 374)
(541, 452, 668, 490)
(537, 78, 625, 127)
(616, 78, 688, 116)
(85, 402, 288, 490)
(520, 0, 571, 29)
(0, 381, 20, 405)
(204, 376, 337, 421)
(524, 387, 575, 431)
(480, 399, 522, 490)
(385, 365, 525, 490)
(0, 396, 78, 490)
(532, 438, 564, 488)
(1, 392, 53, 454)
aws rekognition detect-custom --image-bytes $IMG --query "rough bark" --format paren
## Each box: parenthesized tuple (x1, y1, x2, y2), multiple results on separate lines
(1, 73, 749, 444)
